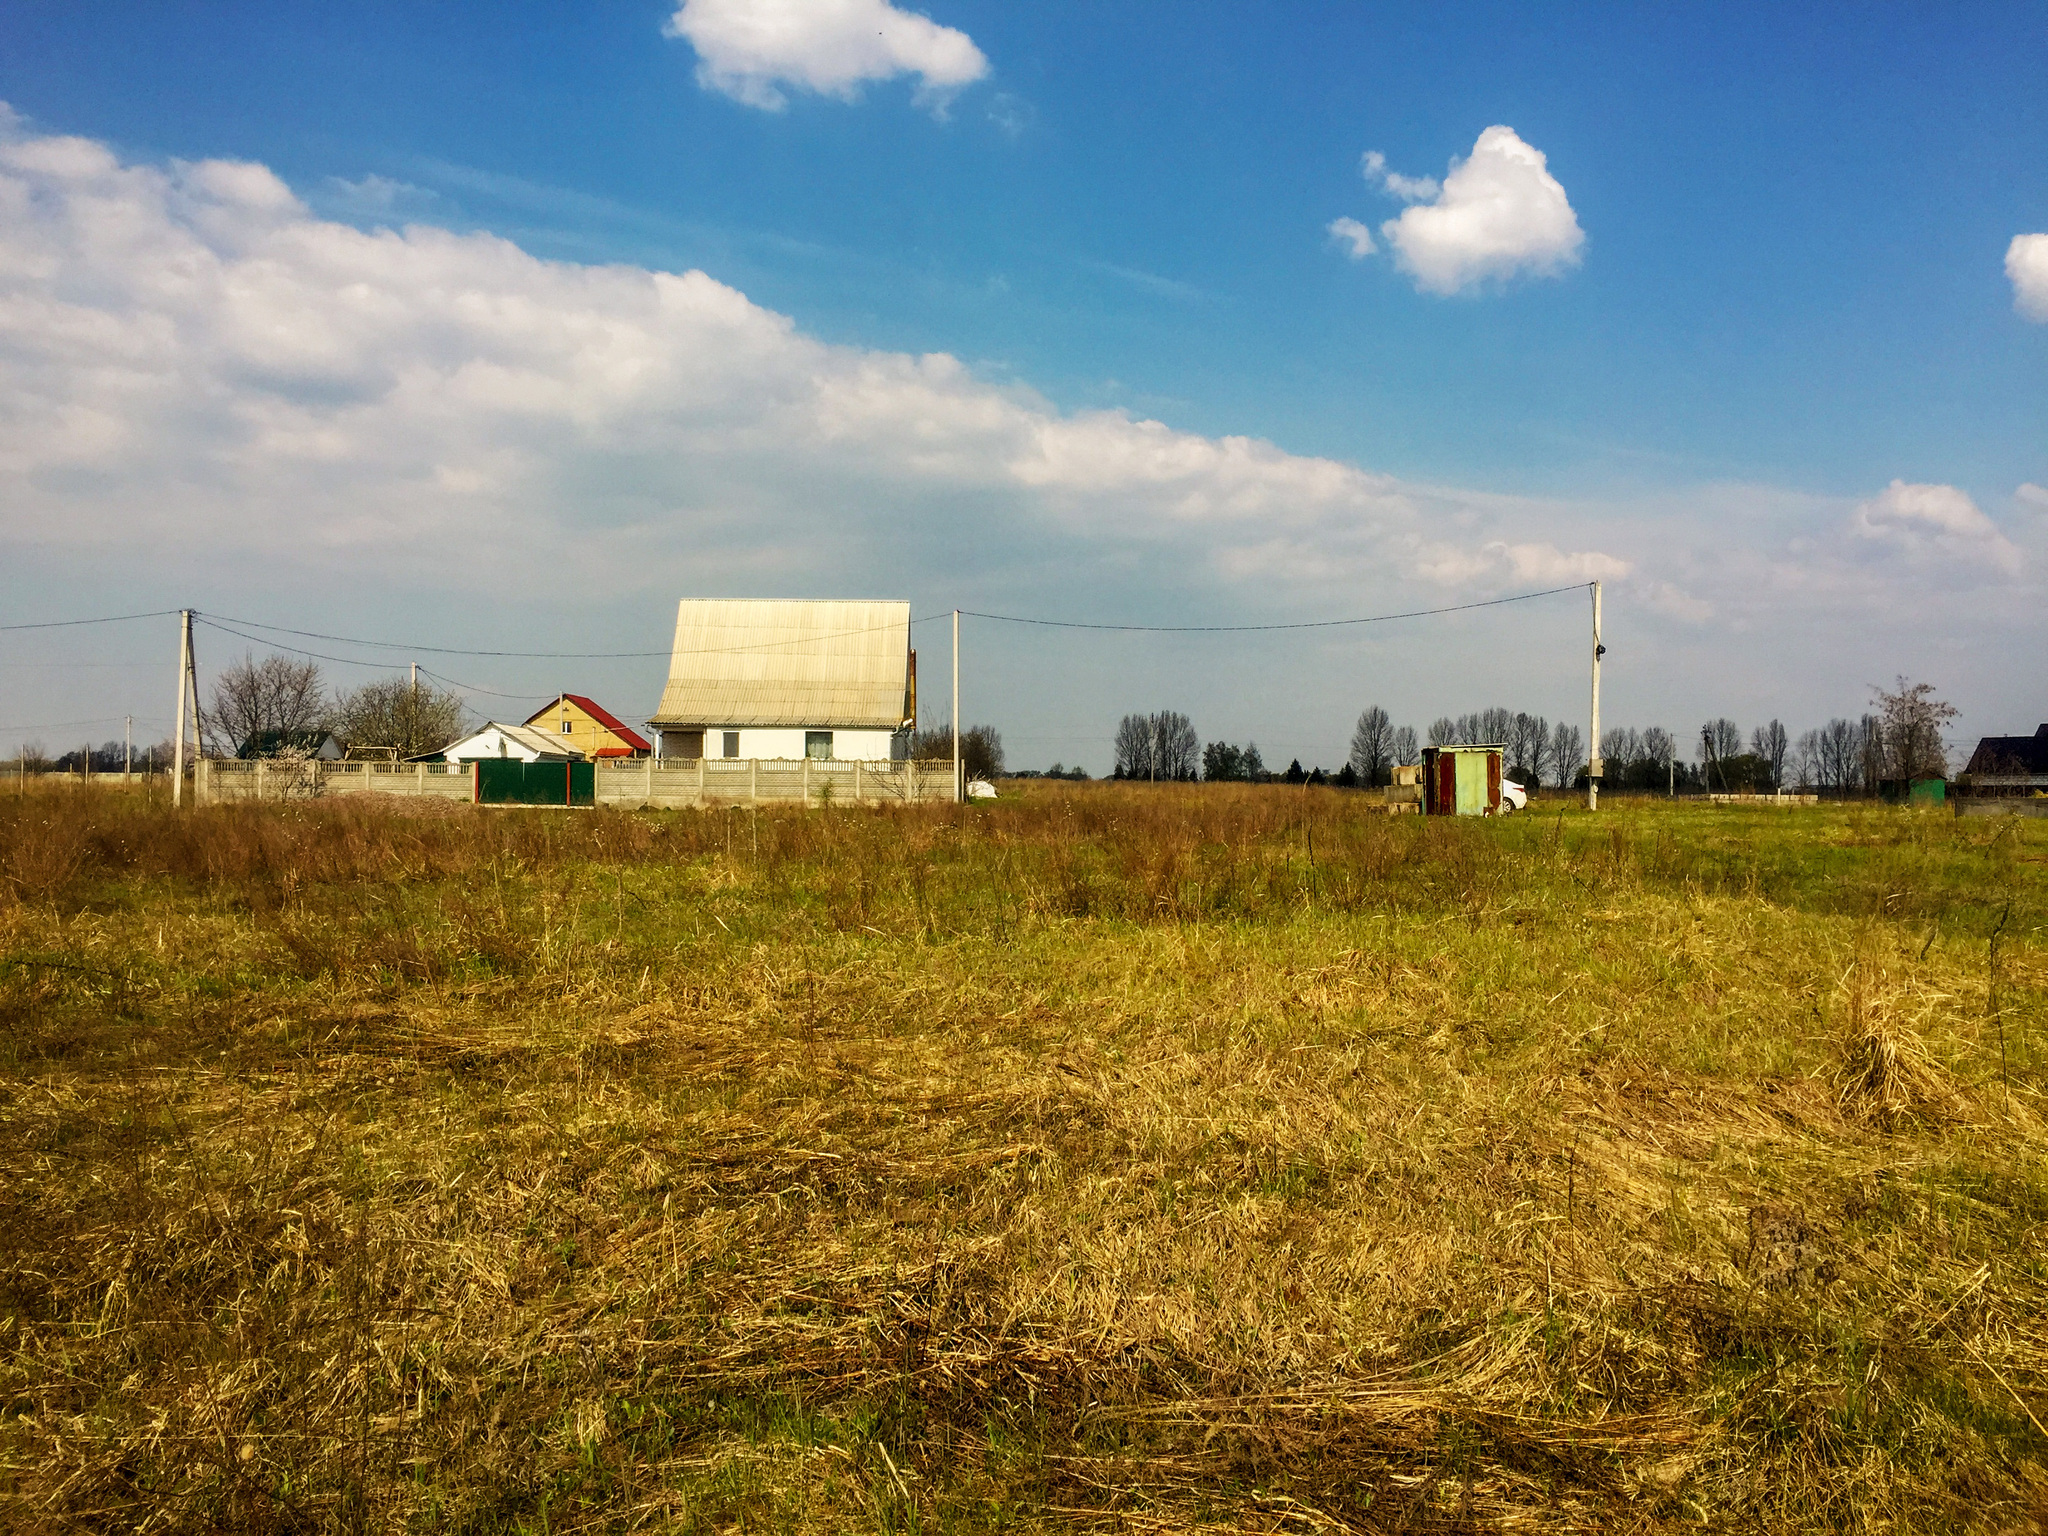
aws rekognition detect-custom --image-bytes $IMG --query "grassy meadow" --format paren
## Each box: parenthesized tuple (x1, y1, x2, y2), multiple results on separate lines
(1, 784, 2044, 1533)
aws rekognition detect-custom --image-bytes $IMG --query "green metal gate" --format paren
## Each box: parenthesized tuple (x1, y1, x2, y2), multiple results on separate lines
(473, 759, 594, 806)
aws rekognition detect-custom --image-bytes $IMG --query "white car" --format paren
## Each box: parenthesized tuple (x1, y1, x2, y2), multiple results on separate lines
(1499, 778, 1528, 813)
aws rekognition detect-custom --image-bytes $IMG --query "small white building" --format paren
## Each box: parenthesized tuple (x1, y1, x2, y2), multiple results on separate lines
(646, 599, 915, 763)
(442, 722, 585, 763)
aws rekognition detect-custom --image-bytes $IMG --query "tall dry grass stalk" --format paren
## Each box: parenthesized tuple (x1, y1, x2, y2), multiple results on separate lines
(0, 786, 2042, 1532)
(1835, 959, 1959, 1128)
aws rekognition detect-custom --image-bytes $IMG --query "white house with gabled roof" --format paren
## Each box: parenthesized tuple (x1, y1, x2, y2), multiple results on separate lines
(645, 599, 915, 763)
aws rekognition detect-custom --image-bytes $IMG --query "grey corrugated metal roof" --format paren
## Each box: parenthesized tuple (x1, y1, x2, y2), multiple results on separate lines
(649, 599, 912, 729)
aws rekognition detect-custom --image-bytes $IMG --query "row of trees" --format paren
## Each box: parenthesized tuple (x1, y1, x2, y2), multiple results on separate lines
(1348, 707, 1587, 788)
(1682, 682, 1955, 793)
(204, 654, 468, 760)
(9, 740, 176, 774)
(1097, 678, 1958, 795)
(1113, 711, 1201, 781)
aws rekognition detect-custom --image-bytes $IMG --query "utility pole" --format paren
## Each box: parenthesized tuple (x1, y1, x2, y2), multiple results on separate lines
(1587, 581, 1605, 812)
(951, 610, 962, 804)
(172, 609, 192, 807)
(125, 716, 132, 784)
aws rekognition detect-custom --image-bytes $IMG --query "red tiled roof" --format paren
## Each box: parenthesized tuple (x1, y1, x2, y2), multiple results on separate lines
(526, 694, 651, 754)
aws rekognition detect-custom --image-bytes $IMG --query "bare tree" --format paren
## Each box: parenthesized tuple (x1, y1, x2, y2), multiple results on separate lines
(1601, 727, 1643, 779)
(1546, 722, 1584, 787)
(962, 725, 1004, 780)
(1857, 712, 1887, 794)
(1640, 727, 1676, 776)
(1872, 677, 1956, 781)
(330, 676, 466, 760)
(1348, 706, 1394, 786)
(1114, 715, 1153, 779)
(1509, 713, 1547, 785)
(1702, 718, 1743, 762)
(18, 740, 50, 773)
(1751, 720, 1789, 791)
(909, 722, 1003, 779)
(1391, 726, 1418, 768)
(207, 652, 328, 756)
(1816, 717, 1863, 793)
(1426, 717, 1456, 747)
(1793, 729, 1821, 792)
(1154, 711, 1198, 780)
(1115, 711, 1197, 781)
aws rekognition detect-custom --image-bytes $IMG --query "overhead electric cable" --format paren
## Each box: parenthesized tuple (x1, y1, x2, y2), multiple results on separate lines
(415, 666, 555, 702)
(0, 609, 181, 632)
(958, 583, 1589, 633)
(200, 609, 951, 660)
(196, 585, 1582, 659)
(193, 616, 412, 671)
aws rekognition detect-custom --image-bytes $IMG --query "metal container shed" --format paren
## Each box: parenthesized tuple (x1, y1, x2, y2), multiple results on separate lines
(1422, 745, 1504, 816)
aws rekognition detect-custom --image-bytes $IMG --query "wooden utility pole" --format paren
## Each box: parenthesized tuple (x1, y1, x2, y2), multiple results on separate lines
(172, 609, 192, 807)
(1586, 581, 1604, 812)
(951, 609, 962, 804)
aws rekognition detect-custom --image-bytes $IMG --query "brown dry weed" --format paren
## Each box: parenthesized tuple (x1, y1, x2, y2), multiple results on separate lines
(0, 783, 2043, 1533)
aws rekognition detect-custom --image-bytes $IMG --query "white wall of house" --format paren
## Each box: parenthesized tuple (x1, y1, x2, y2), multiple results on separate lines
(653, 726, 908, 762)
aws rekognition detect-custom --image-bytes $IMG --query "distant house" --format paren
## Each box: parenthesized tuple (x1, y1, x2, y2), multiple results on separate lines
(523, 693, 652, 760)
(238, 730, 344, 761)
(645, 599, 915, 763)
(440, 722, 584, 764)
(1961, 723, 2048, 795)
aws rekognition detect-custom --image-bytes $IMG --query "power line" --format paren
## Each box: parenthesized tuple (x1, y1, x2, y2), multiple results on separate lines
(193, 616, 413, 671)
(200, 608, 953, 660)
(0, 609, 181, 632)
(416, 666, 554, 702)
(959, 583, 1589, 633)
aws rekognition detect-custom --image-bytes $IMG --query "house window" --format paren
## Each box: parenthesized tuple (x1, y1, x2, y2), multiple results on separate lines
(723, 732, 740, 759)
(561, 720, 573, 734)
(805, 731, 833, 761)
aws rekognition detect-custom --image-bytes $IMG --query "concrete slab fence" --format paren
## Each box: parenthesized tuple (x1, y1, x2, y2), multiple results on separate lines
(196, 757, 952, 808)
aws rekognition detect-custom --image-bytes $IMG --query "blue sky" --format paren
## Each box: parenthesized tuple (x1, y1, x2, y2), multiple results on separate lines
(0, 2, 2042, 770)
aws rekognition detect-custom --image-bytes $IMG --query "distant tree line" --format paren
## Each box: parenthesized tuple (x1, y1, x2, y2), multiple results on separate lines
(1070, 677, 1960, 797)
(7, 657, 473, 773)
(10, 739, 176, 775)
(200, 655, 468, 761)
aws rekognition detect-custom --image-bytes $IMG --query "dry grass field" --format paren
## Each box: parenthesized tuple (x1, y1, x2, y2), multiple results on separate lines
(1, 784, 2043, 1533)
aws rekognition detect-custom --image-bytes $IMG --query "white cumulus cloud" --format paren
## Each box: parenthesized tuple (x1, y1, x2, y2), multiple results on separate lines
(0, 111, 2039, 765)
(2008, 233, 2048, 321)
(1851, 480, 2021, 574)
(664, 0, 989, 113)
(1360, 150, 1438, 203)
(1375, 126, 1584, 296)
(1326, 216, 1376, 259)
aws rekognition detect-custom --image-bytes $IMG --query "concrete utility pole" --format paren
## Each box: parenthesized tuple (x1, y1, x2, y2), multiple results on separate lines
(1587, 581, 1605, 812)
(124, 716, 132, 783)
(172, 609, 192, 807)
(951, 609, 962, 804)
